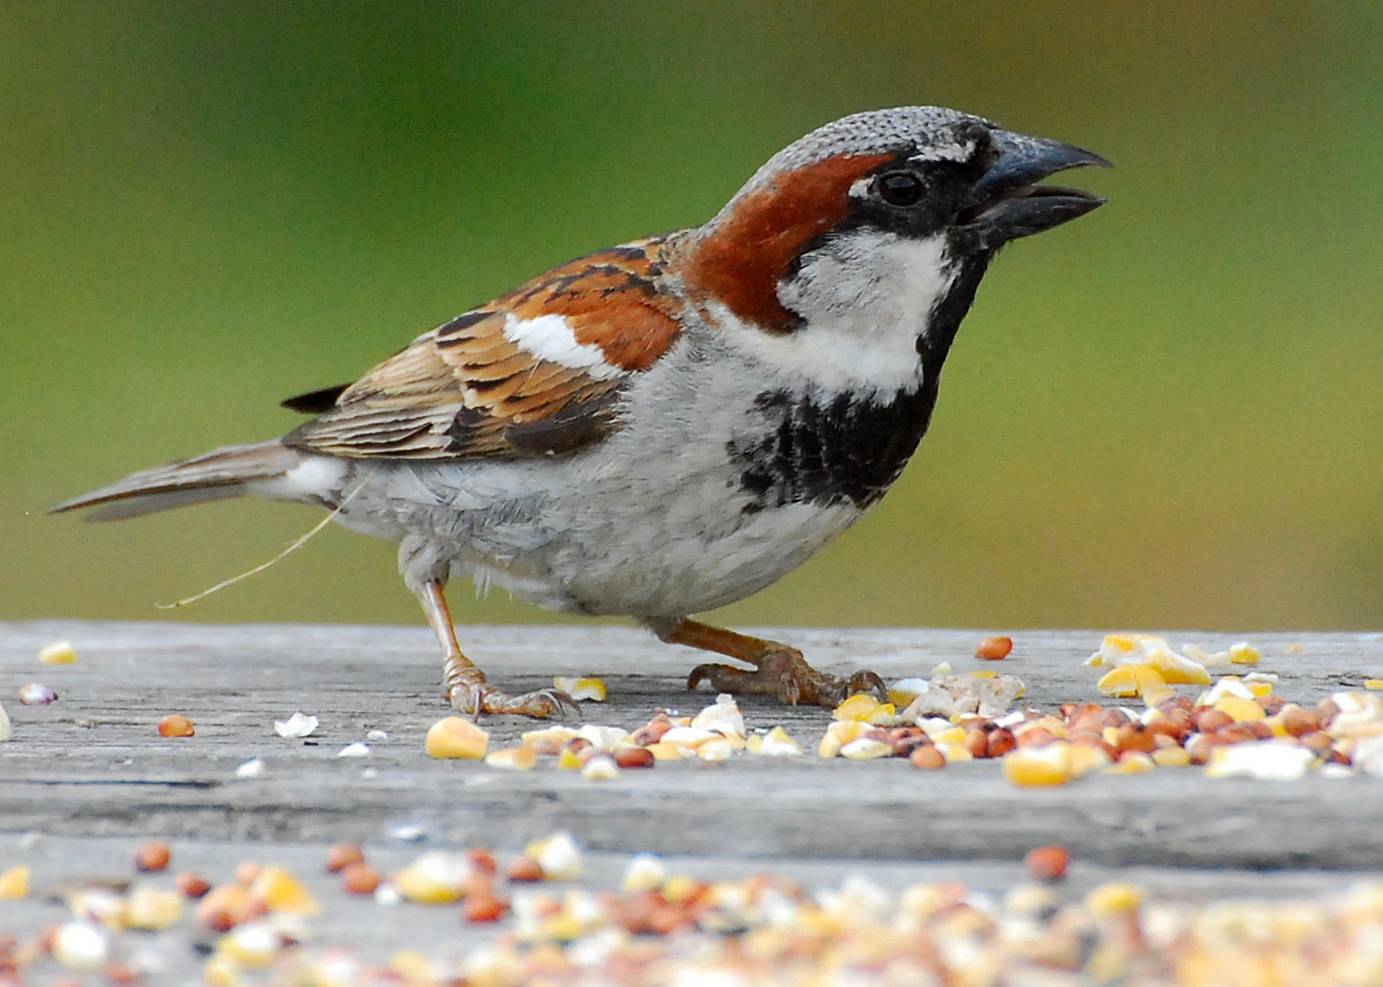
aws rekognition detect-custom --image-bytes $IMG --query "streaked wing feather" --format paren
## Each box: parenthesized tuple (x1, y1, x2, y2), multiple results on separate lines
(283, 236, 681, 461)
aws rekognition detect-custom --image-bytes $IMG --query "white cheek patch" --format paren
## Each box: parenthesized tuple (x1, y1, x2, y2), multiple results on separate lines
(501, 313, 625, 380)
(715, 233, 957, 396)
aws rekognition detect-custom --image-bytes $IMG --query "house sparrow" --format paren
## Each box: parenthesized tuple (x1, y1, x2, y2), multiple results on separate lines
(54, 106, 1108, 719)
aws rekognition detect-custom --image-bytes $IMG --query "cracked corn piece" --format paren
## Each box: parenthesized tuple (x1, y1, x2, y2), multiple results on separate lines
(248, 866, 318, 915)
(832, 693, 896, 724)
(1002, 744, 1074, 786)
(425, 716, 489, 759)
(0, 865, 29, 900)
(553, 676, 607, 701)
(486, 745, 538, 771)
(746, 726, 803, 756)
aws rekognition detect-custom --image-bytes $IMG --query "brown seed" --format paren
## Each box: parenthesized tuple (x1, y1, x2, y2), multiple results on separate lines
(964, 729, 988, 758)
(975, 636, 1013, 660)
(1280, 706, 1319, 737)
(463, 892, 509, 923)
(175, 873, 211, 899)
(507, 856, 544, 882)
(613, 745, 655, 769)
(1261, 696, 1287, 716)
(157, 714, 195, 738)
(1016, 727, 1056, 748)
(631, 717, 672, 746)
(1193, 709, 1233, 734)
(909, 746, 945, 770)
(891, 733, 932, 758)
(340, 863, 381, 895)
(1025, 845, 1070, 882)
(1298, 731, 1333, 755)
(134, 842, 171, 873)
(466, 848, 498, 876)
(1113, 724, 1156, 754)
(325, 843, 364, 874)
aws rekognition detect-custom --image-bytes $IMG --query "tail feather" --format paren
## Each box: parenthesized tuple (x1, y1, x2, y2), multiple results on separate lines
(51, 441, 300, 521)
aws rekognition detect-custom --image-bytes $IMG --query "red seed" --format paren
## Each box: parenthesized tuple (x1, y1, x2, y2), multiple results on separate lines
(507, 856, 544, 882)
(986, 728, 1016, 758)
(463, 892, 509, 923)
(466, 848, 498, 876)
(175, 873, 211, 899)
(157, 714, 195, 738)
(341, 863, 381, 895)
(613, 746, 655, 769)
(326, 843, 364, 873)
(134, 842, 171, 872)
(1025, 845, 1071, 882)
(104, 961, 138, 985)
(975, 636, 1013, 661)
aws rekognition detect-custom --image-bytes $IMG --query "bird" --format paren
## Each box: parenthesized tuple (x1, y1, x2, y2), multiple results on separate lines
(53, 106, 1109, 719)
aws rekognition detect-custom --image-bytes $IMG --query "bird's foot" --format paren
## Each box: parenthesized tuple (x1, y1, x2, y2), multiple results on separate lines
(444, 673, 579, 720)
(687, 648, 886, 707)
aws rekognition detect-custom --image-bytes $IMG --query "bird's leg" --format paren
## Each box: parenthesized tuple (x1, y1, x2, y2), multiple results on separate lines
(418, 581, 578, 720)
(648, 618, 885, 707)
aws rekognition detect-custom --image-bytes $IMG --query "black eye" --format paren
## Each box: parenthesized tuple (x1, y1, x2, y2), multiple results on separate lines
(877, 171, 924, 207)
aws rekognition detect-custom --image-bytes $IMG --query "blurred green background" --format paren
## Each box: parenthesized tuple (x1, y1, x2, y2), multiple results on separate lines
(4, 2, 1380, 631)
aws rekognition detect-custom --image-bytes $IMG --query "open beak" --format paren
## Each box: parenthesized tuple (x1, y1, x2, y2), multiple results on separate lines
(954, 131, 1111, 251)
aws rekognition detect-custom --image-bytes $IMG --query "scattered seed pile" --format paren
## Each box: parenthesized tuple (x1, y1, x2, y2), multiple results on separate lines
(5, 837, 1383, 986)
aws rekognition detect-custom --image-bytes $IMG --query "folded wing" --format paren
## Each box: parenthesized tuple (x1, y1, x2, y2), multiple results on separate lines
(284, 237, 683, 461)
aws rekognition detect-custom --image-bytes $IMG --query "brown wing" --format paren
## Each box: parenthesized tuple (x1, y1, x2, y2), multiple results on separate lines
(283, 236, 683, 461)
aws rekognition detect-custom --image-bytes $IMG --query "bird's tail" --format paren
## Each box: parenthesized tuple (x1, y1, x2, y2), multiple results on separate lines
(50, 441, 302, 521)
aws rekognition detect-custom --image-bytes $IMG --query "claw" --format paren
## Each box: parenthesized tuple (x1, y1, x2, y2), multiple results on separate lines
(448, 683, 578, 720)
(686, 650, 882, 708)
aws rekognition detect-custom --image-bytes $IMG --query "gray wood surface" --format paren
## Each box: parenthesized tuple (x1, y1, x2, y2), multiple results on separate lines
(2, 621, 1382, 972)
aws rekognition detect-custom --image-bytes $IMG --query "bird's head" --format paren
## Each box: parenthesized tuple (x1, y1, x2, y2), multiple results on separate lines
(683, 107, 1109, 371)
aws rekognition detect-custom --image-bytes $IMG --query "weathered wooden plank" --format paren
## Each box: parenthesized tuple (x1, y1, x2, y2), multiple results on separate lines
(2, 621, 1381, 872)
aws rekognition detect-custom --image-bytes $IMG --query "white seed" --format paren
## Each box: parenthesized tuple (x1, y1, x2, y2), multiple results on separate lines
(274, 712, 319, 738)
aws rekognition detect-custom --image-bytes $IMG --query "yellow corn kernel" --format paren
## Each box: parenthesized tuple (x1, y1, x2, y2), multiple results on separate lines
(248, 866, 318, 916)
(747, 725, 802, 756)
(552, 676, 606, 702)
(1096, 666, 1140, 698)
(1152, 746, 1192, 768)
(968, 670, 997, 680)
(1104, 752, 1155, 775)
(832, 693, 894, 724)
(938, 743, 973, 763)
(1214, 695, 1266, 723)
(202, 955, 241, 987)
(1001, 744, 1073, 787)
(424, 716, 489, 760)
(556, 747, 583, 770)
(1067, 743, 1112, 777)
(643, 742, 683, 762)
(817, 720, 872, 758)
(485, 745, 537, 771)
(1228, 643, 1260, 666)
(696, 737, 734, 762)
(216, 923, 279, 969)
(124, 886, 183, 930)
(395, 853, 470, 904)
(1366, 680, 1383, 691)
(1087, 882, 1142, 918)
(0, 865, 29, 900)
(38, 641, 78, 665)
(839, 738, 892, 761)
